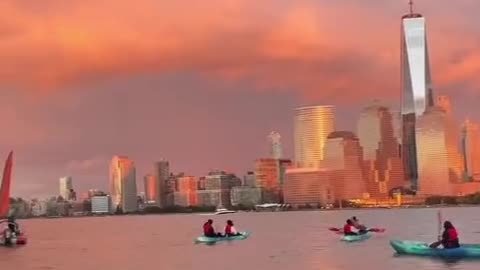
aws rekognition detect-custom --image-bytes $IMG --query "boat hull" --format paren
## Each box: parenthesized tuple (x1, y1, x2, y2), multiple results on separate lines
(195, 232, 249, 244)
(390, 240, 480, 259)
(341, 233, 371, 242)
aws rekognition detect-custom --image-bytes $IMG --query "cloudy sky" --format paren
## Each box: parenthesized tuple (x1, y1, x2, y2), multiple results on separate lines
(1, 0, 479, 198)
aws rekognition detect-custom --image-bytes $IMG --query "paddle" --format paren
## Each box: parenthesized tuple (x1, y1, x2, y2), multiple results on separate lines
(437, 210, 442, 241)
(328, 227, 386, 233)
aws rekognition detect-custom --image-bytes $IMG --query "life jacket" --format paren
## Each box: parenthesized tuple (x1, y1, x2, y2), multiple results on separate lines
(203, 223, 214, 235)
(225, 225, 233, 234)
(447, 228, 458, 241)
(343, 224, 353, 234)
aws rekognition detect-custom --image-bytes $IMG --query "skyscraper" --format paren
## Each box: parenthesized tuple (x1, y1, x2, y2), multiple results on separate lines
(401, 1, 434, 190)
(357, 104, 405, 198)
(110, 156, 137, 213)
(294, 105, 335, 168)
(176, 176, 198, 206)
(144, 174, 158, 205)
(254, 158, 292, 203)
(154, 160, 170, 207)
(323, 131, 367, 200)
(462, 119, 480, 180)
(437, 96, 464, 183)
(416, 106, 462, 195)
(59, 176, 73, 200)
(268, 131, 282, 159)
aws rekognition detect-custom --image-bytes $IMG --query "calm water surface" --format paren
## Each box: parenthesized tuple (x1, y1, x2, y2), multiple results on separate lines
(2, 207, 480, 270)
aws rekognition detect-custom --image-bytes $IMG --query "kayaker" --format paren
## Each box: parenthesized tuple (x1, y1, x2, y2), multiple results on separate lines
(343, 219, 359, 236)
(2, 217, 19, 246)
(203, 219, 221, 237)
(7, 216, 20, 234)
(224, 220, 241, 237)
(352, 216, 367, 233)
(429, 221, 460, 249)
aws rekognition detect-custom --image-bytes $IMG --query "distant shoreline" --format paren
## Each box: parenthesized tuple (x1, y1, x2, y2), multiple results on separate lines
(13, 204, 480, 221)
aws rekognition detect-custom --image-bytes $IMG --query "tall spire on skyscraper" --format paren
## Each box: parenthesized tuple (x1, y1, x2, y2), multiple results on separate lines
(400, 1, 432, 191)
(268, 131, 282, 159)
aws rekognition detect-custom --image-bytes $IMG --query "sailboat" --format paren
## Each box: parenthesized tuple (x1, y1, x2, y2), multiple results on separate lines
(0, 151, 13, 218)
(0, 151, 27, 246)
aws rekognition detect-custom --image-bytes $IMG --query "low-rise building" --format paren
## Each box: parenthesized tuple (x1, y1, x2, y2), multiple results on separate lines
(230, 187, 262, 207)
(284, 168, 335, 207)
(92, 196, 112, 214)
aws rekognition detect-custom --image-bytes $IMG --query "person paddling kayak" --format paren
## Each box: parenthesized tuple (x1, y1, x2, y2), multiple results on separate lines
(1, 216, 20, 246)
(429, 221, 460, 249)
(343, 219, 360, 236)
(224, 220, 241, 237)
(203, 219, 222, 237)
(352, 216, 367, 233)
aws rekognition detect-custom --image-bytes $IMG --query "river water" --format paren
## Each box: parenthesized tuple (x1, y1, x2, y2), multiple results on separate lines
(2, 207, 480, 270)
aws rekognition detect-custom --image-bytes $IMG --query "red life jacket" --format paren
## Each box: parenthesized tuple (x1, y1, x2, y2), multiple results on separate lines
(203, 223, 214, 235)
(447, 228, 458, 241)
(225, 225, 233, 234)
(343, 224, 353, 233)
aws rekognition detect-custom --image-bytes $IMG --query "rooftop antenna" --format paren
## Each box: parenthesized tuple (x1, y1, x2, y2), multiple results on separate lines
(409, 0, 414, 15)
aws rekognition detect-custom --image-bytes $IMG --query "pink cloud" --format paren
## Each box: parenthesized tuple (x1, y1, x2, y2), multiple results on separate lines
(0, 0, 478, 101)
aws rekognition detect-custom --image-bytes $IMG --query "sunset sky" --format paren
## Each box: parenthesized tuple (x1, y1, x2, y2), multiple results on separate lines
(2, 0, 480, 198)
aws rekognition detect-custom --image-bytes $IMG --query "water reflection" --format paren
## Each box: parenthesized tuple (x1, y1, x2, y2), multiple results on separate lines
(2, 208, 480, 270)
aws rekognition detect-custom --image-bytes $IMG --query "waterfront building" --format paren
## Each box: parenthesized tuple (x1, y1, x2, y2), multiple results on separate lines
(462, 119, 480, 180)
(357, 104, 405, 198)
(230, 186, 262, 207)
(284, 168, 334, 207)
(323, 131, 367, 200)
(294, 105, 335, 168)
(110, 156, 137, 213)
(59, 176, 73, 200)
(416, 105, 463, 195)
(91, 195, 112, 214)
(268, 131, 283, 159)
(400, 1, 434, 191)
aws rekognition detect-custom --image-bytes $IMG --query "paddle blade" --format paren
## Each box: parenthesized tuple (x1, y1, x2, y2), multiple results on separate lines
(328, 227, 341, 232)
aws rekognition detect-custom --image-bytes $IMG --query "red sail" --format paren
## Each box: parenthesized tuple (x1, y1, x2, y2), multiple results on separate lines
(0, 151, 13, 218)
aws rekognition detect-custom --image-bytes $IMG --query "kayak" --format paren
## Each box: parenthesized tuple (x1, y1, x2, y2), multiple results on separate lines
(0, 234, 27, 246)
(195, 232, 249, 244)
(341, 233, 371, 242)
(390, 240, 480, 259)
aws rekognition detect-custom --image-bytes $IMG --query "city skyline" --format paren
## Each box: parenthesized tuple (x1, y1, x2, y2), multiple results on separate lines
(2, 1, 480, 197)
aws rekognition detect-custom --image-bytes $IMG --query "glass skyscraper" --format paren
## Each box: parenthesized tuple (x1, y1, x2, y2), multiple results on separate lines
(294, 105, 335, 168)
(357, 104, 405, 198)
(110, 155, 137, 213)
(415, 104, 463, 196)
(462, 119, 480, 180)
(400, 6, 433, 191)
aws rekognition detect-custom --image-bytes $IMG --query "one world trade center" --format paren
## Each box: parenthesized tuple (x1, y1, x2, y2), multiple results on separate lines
(401, 0, 434, 191)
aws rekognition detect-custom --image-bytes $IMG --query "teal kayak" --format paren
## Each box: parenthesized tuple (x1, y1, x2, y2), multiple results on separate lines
(195, 232, 250, 244)
(341, 233, 371, 242)
(390, 240, 480, 259)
